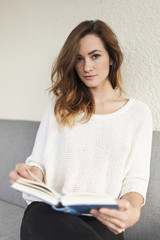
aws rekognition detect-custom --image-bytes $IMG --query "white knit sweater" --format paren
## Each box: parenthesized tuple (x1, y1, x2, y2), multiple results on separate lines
(23, 98, 153, 204)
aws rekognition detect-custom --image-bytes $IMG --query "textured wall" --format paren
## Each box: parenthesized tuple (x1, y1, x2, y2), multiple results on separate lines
(0, 0, 159, 130)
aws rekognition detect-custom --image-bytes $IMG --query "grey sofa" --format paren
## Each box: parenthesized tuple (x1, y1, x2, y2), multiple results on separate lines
(0, 119, 159, 240)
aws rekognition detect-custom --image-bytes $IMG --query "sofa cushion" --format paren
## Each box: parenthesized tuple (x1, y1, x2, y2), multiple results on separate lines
(0, 200, 25, 240)
(124, 131, 160, 240)
(0, 119, 39, 208)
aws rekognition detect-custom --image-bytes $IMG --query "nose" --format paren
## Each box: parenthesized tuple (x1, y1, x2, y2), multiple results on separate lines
(84, 59, 93, 73)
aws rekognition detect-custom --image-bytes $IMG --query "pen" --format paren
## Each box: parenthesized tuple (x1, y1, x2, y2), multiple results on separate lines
(27, 169, 42, 183)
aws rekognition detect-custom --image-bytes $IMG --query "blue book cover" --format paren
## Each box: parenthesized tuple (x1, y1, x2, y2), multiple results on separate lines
(52, 203, 119, 215)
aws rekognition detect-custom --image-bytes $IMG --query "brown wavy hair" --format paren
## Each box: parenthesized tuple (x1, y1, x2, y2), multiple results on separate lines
(50, 20, 124, 128)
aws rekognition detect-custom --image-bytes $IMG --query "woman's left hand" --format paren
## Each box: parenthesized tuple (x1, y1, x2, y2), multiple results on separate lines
(90, 199, 141, 235)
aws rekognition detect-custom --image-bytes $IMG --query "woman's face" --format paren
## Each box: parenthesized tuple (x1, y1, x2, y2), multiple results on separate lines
(75, 34, 112, 90)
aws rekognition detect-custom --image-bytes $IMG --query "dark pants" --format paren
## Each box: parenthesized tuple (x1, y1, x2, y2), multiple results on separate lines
(21, 202, 124, 240)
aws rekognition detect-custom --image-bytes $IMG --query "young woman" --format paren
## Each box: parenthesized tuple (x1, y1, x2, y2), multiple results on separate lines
(9, 20, 153, 240)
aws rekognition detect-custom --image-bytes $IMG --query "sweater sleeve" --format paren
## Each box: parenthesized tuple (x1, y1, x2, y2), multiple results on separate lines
(119, 105, 153, 203)
(23, 100, 55, 204)
(25, 100, 54, 174)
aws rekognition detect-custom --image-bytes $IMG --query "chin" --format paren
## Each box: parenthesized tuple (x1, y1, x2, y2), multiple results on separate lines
(84, 83, 98, 88)
(81, 81, 98, 88)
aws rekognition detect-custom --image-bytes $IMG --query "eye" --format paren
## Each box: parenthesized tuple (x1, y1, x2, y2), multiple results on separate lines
(91, 54, 101, 59)
(76, 56, 83, 63)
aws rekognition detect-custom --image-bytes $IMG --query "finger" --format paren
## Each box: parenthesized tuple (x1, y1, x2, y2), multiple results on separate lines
(90, 209, 99, 215)
(99, 208, 123, 221)
(9, 170, 21, 183)
(95, 214, 126, 229)
(99, 213, 126, 229)
(15, 163, 34, 180)
(107, 226, 118, 235)
(116, 199, 130, 210)
(30, 166, 44, 181)
(91, 208, 127, 229)
(91, 208, 122, 221)
(107, 226, 123, 235)
(91, 209, 125, 228)
(15, 163, 28, 175)
(95, 215, 125, 235)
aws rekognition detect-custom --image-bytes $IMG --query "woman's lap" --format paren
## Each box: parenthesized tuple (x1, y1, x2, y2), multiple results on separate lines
(21, 202, 124, 240)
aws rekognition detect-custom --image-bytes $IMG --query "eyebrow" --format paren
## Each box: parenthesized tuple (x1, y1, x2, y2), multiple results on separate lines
(77, 50, 101, 56)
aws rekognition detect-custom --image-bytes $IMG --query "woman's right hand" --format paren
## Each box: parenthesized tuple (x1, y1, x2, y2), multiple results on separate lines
(9, 163, 44, 184)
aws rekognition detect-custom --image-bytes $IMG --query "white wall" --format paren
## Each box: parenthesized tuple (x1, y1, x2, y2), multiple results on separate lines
(0, 0, 160, 130)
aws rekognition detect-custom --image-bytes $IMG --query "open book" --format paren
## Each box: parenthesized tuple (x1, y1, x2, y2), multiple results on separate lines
(11, 175, 119, 215)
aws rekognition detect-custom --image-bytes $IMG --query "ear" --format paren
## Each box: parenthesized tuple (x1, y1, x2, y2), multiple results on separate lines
(109, 58, 113, 66)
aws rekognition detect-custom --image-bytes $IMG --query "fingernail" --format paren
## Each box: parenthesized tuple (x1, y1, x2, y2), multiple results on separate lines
(99, 208, 106, 213)
(90, 209, 97, 215)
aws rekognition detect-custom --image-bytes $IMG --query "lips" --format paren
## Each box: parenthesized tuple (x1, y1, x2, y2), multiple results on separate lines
(84, 75, 96, 79)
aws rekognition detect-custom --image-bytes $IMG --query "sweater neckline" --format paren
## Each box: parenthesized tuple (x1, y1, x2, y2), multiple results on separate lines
(92, 98, 134, 119)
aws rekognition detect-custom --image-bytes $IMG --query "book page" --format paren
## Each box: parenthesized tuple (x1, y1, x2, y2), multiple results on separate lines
(61, 192, 118, 206)
(15, 178, 61, 198)
(12, 182, 59, 206)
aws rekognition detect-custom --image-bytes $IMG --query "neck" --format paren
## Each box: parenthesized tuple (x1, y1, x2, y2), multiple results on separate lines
(90, 80, 120, 104)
